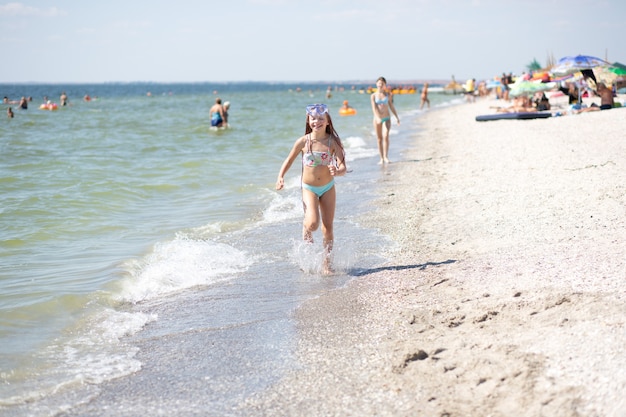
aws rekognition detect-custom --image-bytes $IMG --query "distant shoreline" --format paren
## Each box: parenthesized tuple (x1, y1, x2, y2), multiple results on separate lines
(1, 79, 453, 86)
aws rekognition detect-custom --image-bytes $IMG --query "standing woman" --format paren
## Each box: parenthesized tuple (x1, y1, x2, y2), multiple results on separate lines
(222, 101, 230, 127)
(419, 82, 430, 110)
(209, 98, 226, 128)
(275, 104, 347, 274)
(371, 76, 400, 164)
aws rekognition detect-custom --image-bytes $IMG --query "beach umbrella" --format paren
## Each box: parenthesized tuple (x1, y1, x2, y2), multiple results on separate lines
(551, 54, 609, 76)
(509, 80, 557, 97)
(608, 62, 626, 75)
(551, 55, 610, 103)
(593, 66, 618, 85)
(589, 63, 626, 86)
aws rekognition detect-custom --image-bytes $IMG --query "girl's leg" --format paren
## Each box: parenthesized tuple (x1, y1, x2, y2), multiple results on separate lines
(382, 120, 391, 163)
(318, 186, 336, 274)
(373, 120, 384, 164)
(301, 188, 320, 243)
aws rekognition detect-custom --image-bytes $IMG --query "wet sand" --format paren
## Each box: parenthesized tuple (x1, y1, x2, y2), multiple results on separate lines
(243, 95, 626, 416)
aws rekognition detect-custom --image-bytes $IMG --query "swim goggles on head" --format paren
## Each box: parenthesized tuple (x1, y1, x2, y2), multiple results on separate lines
(306, 104, 328, 116)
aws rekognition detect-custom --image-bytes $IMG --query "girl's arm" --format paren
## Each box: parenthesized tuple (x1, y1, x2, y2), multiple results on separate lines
(276, 137, 305, 190)
(329, 140, 347, 177)
(388, 94, 400, 124)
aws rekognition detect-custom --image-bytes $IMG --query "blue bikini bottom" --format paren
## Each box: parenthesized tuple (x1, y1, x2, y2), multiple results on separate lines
(302, 179, 335, 197)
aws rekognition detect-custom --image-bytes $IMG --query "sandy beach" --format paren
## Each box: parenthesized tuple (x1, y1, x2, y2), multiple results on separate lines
(243, 95, 626, 416)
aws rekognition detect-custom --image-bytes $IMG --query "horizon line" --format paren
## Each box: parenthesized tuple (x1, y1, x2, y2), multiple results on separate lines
(1, 78, 457, 85)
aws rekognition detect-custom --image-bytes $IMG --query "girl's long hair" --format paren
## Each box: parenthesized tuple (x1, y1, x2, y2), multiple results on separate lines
(304, 112, 346, 165)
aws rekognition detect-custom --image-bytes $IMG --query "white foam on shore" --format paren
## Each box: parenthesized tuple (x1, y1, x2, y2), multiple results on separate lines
(342, 135, 379, 161)
(115, 235, 253, 303)
(0, 308, 155, 413)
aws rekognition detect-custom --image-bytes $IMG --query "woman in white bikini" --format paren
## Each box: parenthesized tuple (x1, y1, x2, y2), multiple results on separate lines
(275, 104, 347, 274)
(370, 76, 400, 164)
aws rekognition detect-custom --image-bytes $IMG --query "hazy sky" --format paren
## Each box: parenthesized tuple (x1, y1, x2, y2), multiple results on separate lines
(1, 0, 625, 83)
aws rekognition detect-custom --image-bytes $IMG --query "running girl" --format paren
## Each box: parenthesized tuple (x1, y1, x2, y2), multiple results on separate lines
(275, 103, 347, 274)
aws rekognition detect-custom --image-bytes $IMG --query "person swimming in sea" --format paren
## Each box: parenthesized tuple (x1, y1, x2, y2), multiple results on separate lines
(370, 76, 400, 164)
(209, 98, 226, 128)
(222, 101, 230, 126)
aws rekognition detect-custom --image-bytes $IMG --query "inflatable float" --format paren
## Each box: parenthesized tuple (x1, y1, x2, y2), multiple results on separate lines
(339, 107, 357, 116)
(475, 112, 552, 122)
(39, 102, 59, 111)
(339, 100, 357, 116)
(366, 87, 416, 95)
(392, 87, 416, 95)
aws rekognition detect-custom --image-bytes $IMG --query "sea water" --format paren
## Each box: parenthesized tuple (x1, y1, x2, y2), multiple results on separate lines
(0, 82, 462, 415)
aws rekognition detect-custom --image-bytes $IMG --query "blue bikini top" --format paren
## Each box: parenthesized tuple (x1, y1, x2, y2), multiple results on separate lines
(375, 95, 389, 105)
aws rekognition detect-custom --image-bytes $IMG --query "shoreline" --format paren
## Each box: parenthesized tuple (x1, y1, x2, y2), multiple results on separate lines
(244, 96, 626, 416)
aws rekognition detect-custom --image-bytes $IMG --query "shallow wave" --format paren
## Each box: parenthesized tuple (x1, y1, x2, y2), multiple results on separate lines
(114, 234, 254, 303)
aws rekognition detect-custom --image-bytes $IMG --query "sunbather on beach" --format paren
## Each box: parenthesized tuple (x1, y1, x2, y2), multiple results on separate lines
(571, 83, 615, 114)
(496, 96, 535, 113)
(559, 82, 581, 106)
(597, 83, 615, 110)
(533, 92, 551, 111)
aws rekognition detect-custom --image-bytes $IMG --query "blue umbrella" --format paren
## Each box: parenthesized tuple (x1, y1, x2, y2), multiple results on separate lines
(551, 55, 609, 76)
(551, 55, 609, 103)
